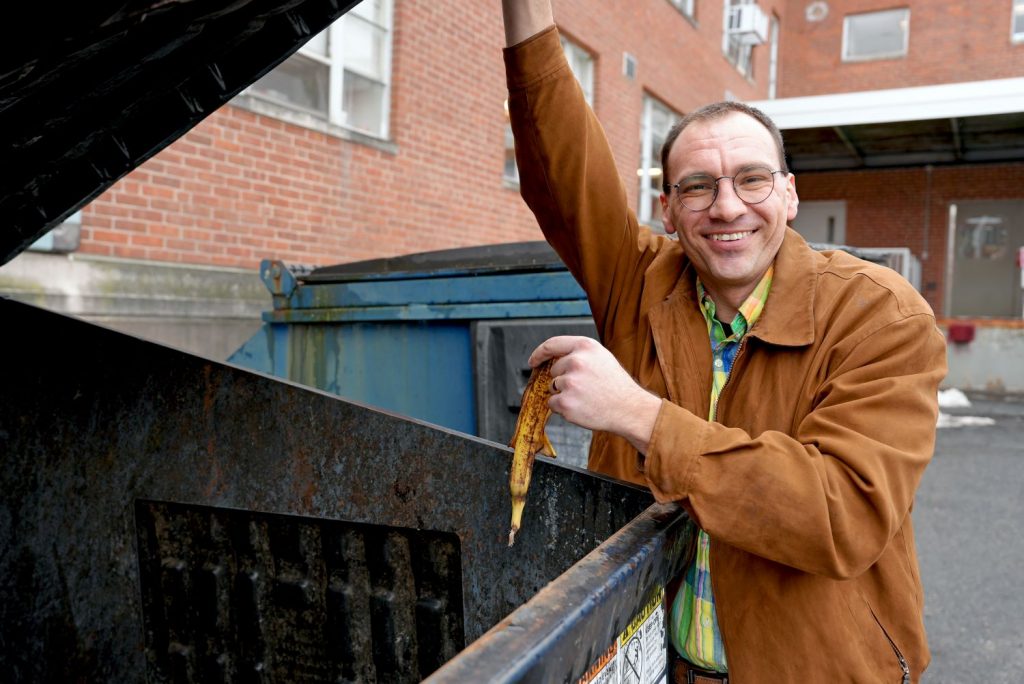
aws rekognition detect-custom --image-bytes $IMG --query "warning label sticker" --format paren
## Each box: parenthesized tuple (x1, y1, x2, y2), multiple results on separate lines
(577, 586, 666, 684)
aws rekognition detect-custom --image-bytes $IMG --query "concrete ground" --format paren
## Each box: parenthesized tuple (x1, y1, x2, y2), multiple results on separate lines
(916, 393, 1024, 683)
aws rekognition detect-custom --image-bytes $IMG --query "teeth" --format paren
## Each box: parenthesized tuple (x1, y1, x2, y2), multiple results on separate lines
(710, 231, 752, 241)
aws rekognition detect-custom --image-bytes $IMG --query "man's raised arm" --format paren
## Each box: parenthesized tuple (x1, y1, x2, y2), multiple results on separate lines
(501, 0, 554, 46)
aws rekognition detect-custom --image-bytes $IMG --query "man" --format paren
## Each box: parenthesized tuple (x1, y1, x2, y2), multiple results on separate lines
(501, 1, 947, 682)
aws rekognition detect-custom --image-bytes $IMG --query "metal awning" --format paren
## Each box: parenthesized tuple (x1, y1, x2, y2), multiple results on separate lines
(748, 78, 1024, 172)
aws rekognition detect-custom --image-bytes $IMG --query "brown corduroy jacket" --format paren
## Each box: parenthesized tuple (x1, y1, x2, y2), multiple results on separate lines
(506, 26, 948, 683)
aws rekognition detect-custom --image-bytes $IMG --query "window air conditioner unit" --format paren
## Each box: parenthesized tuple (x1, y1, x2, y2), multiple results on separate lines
(727, 4, 769, 46)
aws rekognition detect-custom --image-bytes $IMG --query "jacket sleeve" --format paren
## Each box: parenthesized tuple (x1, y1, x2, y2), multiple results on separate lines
(643, 311, 947, 579)
(503, 26, 664, 340)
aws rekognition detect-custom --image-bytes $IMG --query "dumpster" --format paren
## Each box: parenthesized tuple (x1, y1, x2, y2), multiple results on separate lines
(230, 244, 601, 467)
(1, 297, 690, 682)
(0, 1, 690, 681)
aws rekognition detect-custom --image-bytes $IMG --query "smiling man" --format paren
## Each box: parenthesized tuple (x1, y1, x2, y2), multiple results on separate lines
(660, 106, 796, 322)
(502, 1, 947, 682)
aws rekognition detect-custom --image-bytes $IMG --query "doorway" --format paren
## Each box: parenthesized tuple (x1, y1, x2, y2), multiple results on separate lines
(791, 200, 847, 245)
(946, 200, 1024, 318)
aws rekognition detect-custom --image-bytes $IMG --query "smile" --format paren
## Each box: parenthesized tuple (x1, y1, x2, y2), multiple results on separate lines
(709, 230, 754, 242)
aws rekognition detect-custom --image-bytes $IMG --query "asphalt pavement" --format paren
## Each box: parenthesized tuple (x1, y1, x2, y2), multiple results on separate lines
(916, 393, 1024, 683)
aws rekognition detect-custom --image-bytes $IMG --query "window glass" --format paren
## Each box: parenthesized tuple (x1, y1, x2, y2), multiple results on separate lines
(342, 14, 389, 79)
(504, 126, 518, 182)
(562, 37, 595, 104)
(843, 8, 910, 61)
(350, 0, 386, 23)
(1014, 0, 1024, 41)
(505, 37, 594, 183)
(768, 14, 779, 99)
(304, 30, 328, 58)
(637, 95, 679, 228)
(245, 0, 393, 139)
(343, 71, 386, 134)
(250, 54, 328, 113)
(669, 0, 695, 19)
(723, 0, 756, 77)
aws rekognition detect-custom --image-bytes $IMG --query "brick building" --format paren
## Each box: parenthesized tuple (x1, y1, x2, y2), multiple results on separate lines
(4, 0, 1024, 364)
(757, 0, 1024, 325)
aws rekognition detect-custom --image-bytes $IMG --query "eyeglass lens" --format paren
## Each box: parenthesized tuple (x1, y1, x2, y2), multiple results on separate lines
(675, 166, 776, 211)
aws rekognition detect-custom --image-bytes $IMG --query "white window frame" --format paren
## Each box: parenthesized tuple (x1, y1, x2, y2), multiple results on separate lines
(637, 94, 679, 228)
(505, 36, 594, 184)
(722, 0, 756, 78)
(561, 35, 596, 104)
(245, 0, 394, 140)
(841, 8, 910, 62)
(768, 13, 780, 98)
(1013, 0, 1024, 43)
(336, 1, 393, 138)
(669, 0, 696, 20)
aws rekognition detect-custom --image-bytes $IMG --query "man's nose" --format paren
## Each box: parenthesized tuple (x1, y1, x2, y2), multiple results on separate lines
(708, 178, 746, 221)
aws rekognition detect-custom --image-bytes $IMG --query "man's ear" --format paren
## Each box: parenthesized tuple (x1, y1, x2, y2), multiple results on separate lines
(660, 193, 677, 234)
(785, 173, 799, 222)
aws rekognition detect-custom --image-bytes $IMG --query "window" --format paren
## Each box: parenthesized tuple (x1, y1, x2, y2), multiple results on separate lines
(722, 0, 759, 77)
(504, 36, 594, 183)
(842, 8, 910, 61)
(1014, 0, 1024, 43)
(248, 0, 393, 138)
(28, 211, 82, 253)
(768, 14, 780, 98)
(637, 95, 679, 228)
(669, 0, 696, 20)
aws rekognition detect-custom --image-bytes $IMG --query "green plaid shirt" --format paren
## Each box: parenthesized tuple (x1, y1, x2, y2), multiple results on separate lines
(670, 265, 774, 672)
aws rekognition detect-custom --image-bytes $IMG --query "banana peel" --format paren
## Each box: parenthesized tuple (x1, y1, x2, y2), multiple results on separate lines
(507, 358, 557, 546)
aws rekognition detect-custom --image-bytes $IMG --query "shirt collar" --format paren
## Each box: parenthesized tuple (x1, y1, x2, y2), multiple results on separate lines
(697, 264, 774, 341)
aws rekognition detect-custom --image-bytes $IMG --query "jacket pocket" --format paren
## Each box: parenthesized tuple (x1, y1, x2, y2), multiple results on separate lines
(867, 604, 911, 684)
(841, 588, 912, 683)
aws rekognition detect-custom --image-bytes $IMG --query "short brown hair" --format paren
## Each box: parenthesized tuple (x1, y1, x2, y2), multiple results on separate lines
(660, 101, 789, 190)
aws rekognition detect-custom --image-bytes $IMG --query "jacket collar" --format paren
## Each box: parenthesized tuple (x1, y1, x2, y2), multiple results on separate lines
(655, 227, 817, 350)
(747, 228, 817, 347)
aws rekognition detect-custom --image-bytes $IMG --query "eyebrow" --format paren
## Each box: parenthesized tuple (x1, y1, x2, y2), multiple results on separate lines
(675, 162, 774, 182)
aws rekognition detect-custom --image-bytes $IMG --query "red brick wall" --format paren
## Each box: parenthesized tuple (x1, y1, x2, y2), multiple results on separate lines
(78, 0, 786, 270)
(780, 0, 1024, 97)
(74, 0, 1024, 320)
(796, 162, 1024, 314)
(555, 0, 787, 193)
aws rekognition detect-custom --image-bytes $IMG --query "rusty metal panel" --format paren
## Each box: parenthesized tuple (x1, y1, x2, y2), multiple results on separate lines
(427, 504, 692, 683)
(136, 500, 465, 683)
(0, 297, 654, 681)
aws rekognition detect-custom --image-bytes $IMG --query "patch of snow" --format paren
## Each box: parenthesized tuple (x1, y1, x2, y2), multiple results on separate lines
(938, 388, 971, 408)
(937, 413, 995, 429)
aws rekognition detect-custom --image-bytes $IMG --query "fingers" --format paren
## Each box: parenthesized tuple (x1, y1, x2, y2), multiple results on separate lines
(528, 335, 595, 368)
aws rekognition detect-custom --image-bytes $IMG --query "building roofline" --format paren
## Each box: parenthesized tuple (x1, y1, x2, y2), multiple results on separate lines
(748, 78, 1024, 129)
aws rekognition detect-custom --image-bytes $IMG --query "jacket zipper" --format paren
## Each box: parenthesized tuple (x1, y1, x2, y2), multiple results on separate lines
(717, 337, 912, 683)
(872, 612, 911, 683)
(712, 336, 747, 422)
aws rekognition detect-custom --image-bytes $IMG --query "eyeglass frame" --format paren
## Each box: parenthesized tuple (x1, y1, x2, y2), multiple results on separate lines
(662, 166, 785, 212)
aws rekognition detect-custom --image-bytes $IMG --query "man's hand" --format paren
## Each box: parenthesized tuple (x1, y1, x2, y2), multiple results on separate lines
(501, 0, 555, 46)
(529, 336, 662, 454)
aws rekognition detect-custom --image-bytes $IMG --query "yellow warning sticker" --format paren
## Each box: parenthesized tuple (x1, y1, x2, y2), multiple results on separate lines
(577, 586, 666, 684)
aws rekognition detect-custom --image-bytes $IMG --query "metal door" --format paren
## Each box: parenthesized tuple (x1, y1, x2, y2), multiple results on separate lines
(946, 200, 1024, 318)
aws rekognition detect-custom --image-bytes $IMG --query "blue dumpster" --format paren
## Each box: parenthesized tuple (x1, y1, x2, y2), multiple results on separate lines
(230, 241, 601, 465)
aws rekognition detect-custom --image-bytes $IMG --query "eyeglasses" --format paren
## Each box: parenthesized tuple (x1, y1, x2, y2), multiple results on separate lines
(663, 165, 783, 212)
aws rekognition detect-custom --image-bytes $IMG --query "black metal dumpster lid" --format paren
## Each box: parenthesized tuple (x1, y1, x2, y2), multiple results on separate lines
(301, 241, 568, 283)
(0, 0, 360, 266)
